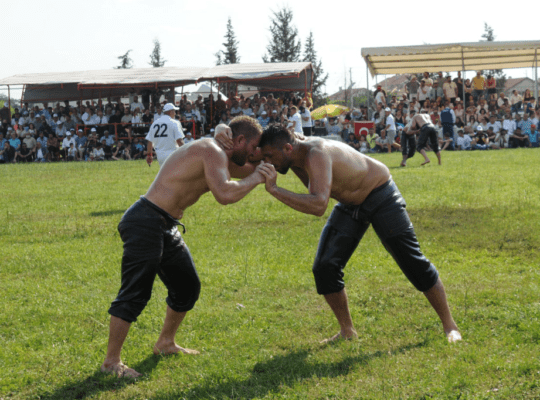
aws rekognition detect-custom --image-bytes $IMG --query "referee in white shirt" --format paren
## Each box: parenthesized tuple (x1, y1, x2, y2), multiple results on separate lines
(145, 103, 184, 166)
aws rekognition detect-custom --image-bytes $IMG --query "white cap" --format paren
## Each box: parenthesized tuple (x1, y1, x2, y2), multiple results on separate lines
(385, 107, 391, 112)
(91, 127, 97, 132)
(163, 103, 179, 112)
(210, 128, 215, 132)
(66, 132, 71, 135)
(53, 113, 58, 117)
(57, 120, 63, 124)
(262, 111, 267, 115)
(476, 126, 483, 131)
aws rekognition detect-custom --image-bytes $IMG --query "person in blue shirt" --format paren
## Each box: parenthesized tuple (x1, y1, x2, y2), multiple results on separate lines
(257, 111, 270, 128)
(0, 132, 6, 150)
(528, 124, 539, 148)
(8, 131, 21, 151)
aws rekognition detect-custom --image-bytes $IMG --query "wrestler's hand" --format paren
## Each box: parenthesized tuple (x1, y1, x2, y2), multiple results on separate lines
(214, 124, 233, 149)
(257, 162, 278, 193)
(146, 153, 152, 167)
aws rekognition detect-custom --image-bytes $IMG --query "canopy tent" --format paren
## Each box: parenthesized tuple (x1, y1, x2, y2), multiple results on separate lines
(361, 40, 540, 109)
(0, 62, 313, 103)
(176, 83, 228, 102)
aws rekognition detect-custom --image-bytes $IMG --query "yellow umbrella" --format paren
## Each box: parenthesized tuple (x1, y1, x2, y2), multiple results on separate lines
(311, 104, 350, 120)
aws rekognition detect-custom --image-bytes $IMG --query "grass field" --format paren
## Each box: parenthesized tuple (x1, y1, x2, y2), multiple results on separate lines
(1, 149, 539, 400)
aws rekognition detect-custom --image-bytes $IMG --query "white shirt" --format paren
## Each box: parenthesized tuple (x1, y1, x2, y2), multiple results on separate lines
(457, 135, 472, 149)
(62, 137, 76, 148)
(486, 121, 501, 134)
(502, 119, 516, 135)
(289, 112, 303, 134)
(301, 109, 312, 128)
(145, 115, 185, 165)
(131, 102, 144, 112)
(385, 114, 396, 131)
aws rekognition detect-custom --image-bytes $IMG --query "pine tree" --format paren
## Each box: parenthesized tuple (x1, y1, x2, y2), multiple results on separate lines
(149, 39, 167, 68)
(262, 7, 301, 63)
(116, 50, 133, 69)
(217, 17, 240, 65)
(302, 31, 328, 100)
(481, 23, 506, 91)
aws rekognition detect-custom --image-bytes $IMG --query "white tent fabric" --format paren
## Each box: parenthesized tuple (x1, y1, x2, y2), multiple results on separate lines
(362, 41, 540, 76)
(177, 83, 228, 102)
(0, 62, 313, 102)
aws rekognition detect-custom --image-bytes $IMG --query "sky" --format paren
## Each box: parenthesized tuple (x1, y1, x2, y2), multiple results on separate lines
(2, 0, 539, 101)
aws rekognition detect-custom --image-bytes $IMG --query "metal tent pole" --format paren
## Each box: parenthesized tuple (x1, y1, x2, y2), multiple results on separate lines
(535, 49, 538, 102)
(366, 62, 370, 119)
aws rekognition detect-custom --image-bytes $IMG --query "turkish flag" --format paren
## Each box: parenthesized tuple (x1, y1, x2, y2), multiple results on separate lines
(354, 121, 374, 138)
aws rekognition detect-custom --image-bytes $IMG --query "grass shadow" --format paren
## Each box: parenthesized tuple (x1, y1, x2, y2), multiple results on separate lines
(89, 209, 125, 217)
(155, 340, 428, 399)
(36, 354, 162, 400)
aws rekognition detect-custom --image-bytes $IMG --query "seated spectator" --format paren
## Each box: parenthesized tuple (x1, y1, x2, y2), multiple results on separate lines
(528, 125, 539, 148)
(345, 132, 360, 151)
(62, 132, 76, 160)
(90, 142, 105, 161)
(66, 143, 77, 161)
(456, 129, 472, 150)
(112, 140, 131, 160)
(100, 130, 115, 158)
(358, 135, 369, 154)
(130, 137, 145, 159)
(257, 111, 270, 128)
(23, 131, 37, 152)
(47, 134, 60, 161)
(326, 118, 340, 136)
(64, 115, 76, 132)
(490, 129, 508, 149)
(471, 126, 489, 150)
(16, 143, 33, 162)
(74, 129, 87, 160)
(33, 141, 48, 162)
(8, 131, 21, 151)
(509, 127, 530, 148)
(130, 96, 144, 112)
(313, 119, 328, 136)
(510, 90, 523, 113)
(183, 132, 194, 144)
(55, 120, 66, 138)
(0, 141, 16, 163)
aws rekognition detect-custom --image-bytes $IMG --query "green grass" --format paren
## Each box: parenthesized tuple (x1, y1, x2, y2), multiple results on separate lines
(1, 150, 539, 399)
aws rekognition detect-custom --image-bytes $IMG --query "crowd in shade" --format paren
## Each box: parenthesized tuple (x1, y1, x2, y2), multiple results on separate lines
(0, 90, 324, 163)
(1, 71, 538, 164)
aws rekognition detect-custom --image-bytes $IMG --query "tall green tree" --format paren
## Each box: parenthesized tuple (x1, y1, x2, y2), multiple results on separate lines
(149, 39, 167, 68)
(116, 50, 133, 69)
(262, 7, 301, 63)
(481, 23, 506, 91)
(302, 31, 328, 99)
(216, 17, 240, 65)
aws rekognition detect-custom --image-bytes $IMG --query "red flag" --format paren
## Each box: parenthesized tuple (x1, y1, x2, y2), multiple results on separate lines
(354, 121, 374, 138)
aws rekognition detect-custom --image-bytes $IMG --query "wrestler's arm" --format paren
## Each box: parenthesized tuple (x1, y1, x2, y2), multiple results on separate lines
(261, 149, 331, 217)
(203, 146, 265, 205)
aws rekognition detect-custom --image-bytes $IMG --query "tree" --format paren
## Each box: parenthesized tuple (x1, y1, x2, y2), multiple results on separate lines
(216, 17, 240, 65)
(262, 7, 301, 63)
(480, 23, 506, 91)
(302, 31, 328, 100)
(149, 39, 167, 68)
(116, 50, 133, 69)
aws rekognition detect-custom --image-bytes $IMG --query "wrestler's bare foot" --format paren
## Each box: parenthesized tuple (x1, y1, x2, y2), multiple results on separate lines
(437, 153, 442, 165)
(153, 341, 200, 356)
(421, 159, 430, 165)
(446, 329, 462, 343)
(400, 162, 406, 167)
(101, 362, 142, 378)
(320, 329, 358, 344)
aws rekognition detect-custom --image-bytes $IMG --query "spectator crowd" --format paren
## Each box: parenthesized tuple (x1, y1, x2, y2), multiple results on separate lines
(0, 70, 538, 164)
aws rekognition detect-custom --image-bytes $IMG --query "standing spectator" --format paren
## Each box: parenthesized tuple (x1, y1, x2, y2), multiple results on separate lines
(0, 102, 10, 123)
(443, 76, 457, 103)
(145, 103, 185, 166)
(440, 103, 455, 141)
(406, 75, 420, 100)
(382, 107, 396, 154)
(300, 101, 312, 136)
(453, 72, 463, 102)
(374, 85, 386, 106)
(130, 96, 144, 112)
(434, 72, 445, 100)
(418, 80, 430, 108)
(471, 71, 486, 104)
(289, 106, 303, 136)
(486, 75, 497, 101)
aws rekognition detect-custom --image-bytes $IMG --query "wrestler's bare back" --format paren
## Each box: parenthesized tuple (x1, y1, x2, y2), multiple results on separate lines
(294, 137, 390, 205)
(145, 139, 237, 219)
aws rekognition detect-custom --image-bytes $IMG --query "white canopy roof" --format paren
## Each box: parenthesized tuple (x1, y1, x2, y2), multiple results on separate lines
(0, 63, 313, 102)
(361, 40, 540, 77)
